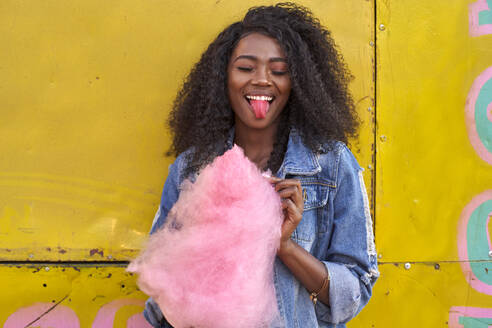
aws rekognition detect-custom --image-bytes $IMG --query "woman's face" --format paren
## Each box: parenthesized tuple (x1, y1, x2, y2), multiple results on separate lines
(227, 33, 291, 130)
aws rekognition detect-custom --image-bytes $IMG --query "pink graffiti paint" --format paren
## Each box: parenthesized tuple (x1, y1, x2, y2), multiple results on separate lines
(91, 299, 151, 328)
(127, 313, 152, 328)
(469, 0, 492, 37)
(465, 66, 492, 165)
(457, 190, 492, 295)
(3, 303, 80, 328)
(449, 306, 492, 327)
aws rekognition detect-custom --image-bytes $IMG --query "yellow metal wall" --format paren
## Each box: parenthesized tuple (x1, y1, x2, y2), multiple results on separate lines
(3, 0, 491, 327)
(0, 264, 148, 327)
(351, 0, 492, 327)
(0, 0, 375, 326)
(0, 0, 374, 262)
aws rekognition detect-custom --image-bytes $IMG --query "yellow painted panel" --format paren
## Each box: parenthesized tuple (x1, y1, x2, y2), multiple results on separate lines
(0, 0, 375, 261)
(2, 262, 490, 328)
(0, 264, 150, 327)
(356, 0, 492, 327)
(349, 262, 492, 327)
(375, 0, 492, 263)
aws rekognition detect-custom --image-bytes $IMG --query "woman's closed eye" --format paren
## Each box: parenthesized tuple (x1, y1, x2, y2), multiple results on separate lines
(237, 66, 253, 72)
(236, 66, 287, 76)
(272, 70, 288, 76)
(270, 63, 288, 76)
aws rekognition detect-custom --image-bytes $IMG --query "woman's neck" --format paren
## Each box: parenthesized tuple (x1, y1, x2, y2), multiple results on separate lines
(233, 122, 278, 170)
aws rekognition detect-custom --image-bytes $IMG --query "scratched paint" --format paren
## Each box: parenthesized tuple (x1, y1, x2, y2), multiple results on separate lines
(465, 66, 492, 165)
(470, 0, 492, 37)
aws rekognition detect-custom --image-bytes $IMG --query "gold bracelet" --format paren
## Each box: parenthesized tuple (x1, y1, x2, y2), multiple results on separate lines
(309, 275, 329, 305)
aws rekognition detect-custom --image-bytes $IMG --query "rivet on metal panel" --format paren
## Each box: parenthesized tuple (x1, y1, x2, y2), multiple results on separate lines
(434, 263, 440, 270)
(404, 263, 411, 270)
(489, 250, 492, 257)
(379, 24, 386, 31)
(28, 254, 34, 258)
(44, 267, 50, 272)
(380, 135, 387, 142)
(107, 255, 113, 260)
(367, 107, 373, 112)
(369, 41, 375, 47)
(368, 164, 373, 170)
(378, 254, 383, 259)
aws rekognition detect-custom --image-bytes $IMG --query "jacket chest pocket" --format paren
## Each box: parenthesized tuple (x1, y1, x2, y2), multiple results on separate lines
(290, 178, 332, 244)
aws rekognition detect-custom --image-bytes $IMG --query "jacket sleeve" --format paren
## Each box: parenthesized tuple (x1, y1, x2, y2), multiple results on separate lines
(150, 159, 182, 234)
(143, 158, 183, 328)
(315, 145, 379, 324)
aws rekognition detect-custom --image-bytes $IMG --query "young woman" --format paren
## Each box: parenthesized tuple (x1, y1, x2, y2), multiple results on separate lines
(144, 3, 378, 327)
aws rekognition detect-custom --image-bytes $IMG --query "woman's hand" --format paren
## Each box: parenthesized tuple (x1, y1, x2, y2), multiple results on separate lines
(268, 176, 304, 253)
(267, 176, 330, 306)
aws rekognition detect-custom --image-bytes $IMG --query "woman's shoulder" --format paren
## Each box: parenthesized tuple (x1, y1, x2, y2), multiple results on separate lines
(316, 141, 363, 185)
(168, 148, 196, 185)
(317, 140, 360, 166)
(173, 148, 193, 166)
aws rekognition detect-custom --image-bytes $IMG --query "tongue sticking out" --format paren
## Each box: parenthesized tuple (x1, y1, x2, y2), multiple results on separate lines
(250, 100, 270, 119)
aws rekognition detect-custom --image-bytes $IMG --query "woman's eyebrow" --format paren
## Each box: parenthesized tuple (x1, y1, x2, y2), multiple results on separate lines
(233, 55, 257, 62)
(233, 55, 287, 63)
(269, 57, 287, 63)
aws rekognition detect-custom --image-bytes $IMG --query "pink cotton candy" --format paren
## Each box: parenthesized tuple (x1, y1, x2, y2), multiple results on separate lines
(128, 145, 283, 328)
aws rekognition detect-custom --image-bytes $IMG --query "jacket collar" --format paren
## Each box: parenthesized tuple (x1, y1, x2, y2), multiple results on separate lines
(226, 127, 321, 178)
(276, 128, 321, 178)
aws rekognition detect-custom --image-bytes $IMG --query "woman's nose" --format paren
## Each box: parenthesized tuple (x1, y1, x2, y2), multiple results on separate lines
(252, 68, 272, 86)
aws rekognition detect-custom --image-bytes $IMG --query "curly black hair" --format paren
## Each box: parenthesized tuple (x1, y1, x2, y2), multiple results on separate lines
(167, 2, 358, 178)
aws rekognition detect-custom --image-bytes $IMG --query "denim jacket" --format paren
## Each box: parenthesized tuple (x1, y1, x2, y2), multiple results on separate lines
(144, 129, 378, 328)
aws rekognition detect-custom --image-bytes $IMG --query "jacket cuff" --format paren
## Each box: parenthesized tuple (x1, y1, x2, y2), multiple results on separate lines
(144, 297, 165, 327)
(315, 261, 361, 324)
